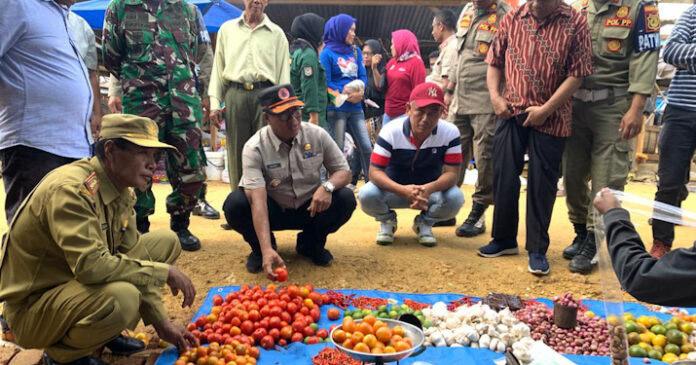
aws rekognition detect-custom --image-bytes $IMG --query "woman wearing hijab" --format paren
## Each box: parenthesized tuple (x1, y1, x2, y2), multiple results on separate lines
(380, 29, 426, 124)
(320, 13, 372, 184)
(290, 13, 328, 127)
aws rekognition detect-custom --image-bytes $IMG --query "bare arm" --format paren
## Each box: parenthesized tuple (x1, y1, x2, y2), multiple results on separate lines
(422, 164, 459, 195)
(89, 70, 102, 138)
(487, 65, 512, 119)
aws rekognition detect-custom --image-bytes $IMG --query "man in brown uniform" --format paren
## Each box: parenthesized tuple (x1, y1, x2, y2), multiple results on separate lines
(445, 0, 511, 237)
(0, 114, 197, 365)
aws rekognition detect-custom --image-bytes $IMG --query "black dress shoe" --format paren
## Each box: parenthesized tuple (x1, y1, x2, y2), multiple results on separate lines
(105, 335, 145, 356)
(43, 354, 110, 365)
(192, 200, 220, 220)
(246, 252, 263, 273)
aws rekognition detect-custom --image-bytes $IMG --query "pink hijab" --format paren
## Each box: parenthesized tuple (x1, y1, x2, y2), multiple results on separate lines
(391, 29, 421, 62)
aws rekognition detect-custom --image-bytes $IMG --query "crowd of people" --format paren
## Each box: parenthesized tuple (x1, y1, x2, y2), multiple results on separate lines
(1, 0, 696, 363)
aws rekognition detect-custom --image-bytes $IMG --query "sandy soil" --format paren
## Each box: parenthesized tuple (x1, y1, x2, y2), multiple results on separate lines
(2, 179, 695, 330)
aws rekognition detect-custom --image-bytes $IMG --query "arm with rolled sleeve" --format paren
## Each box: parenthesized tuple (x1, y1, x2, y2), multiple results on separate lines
(662, 6, 696, 74)
(276, 31, 291, 85)
(101, 0, 124, 78)
(604, 208, 696, 307)
(208, 25, 227, 111)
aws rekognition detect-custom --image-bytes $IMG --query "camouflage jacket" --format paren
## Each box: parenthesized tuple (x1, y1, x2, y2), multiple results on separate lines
(102, 0, 202, 121)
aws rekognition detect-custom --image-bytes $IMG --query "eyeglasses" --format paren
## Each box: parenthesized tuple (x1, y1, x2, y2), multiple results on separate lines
(277, 108, 302, 123)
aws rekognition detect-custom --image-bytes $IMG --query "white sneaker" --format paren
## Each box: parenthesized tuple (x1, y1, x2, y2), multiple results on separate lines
(376, 220, 396, 245)
(412, 217, 437, 247)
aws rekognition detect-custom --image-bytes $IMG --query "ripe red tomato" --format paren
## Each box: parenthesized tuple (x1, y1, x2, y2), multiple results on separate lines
(187, 323, 196, 331)
(274, 267, 288, 282)
(292, 320, 305, 332)
(213, 295, 223, 306)
(286, 302, 298, 315)
(280, 312, 292, 323)
(248, 310, 260, 322)
(252, 328, 267, 343)
(260, 335, 275, 350)
(303, 326, 315, 337)
(225, 293, 235, 303)
(327, 308, 340, 321)
(300, 306, 310, 315)
(291, 332, 304, 343)
(308, 292, 322, 305)
(269, 328, 280, 341)
(278, 338, 288, 347)
(316, 329, 328, 339)
(257, 298, 268, 307)
(310, 308, 321, 322)
(306, 336, 319, 345)
(287, 285, 300, 298)
(269, 316, 282, 329)
(240, 320, 254, 335)
(230, 317, 241, 327)
(195, 316, 207, 327)
(260, 306, 271, 318)
(259, 318, 270, 329)
(280, 326, 293, 340)
(269, 306, 282, 317)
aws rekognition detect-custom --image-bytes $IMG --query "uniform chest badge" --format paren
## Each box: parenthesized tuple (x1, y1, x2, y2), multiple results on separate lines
(270, 179, 281, 188)
(460, 15, 472, 29)
(81, 172, 99, 197)
(644, 6, 660, 33)
(303, 66, 313, 77)
(478, 42, 490, 55)
(607, 39, 622, 52)
(488, 14, 497, 24)
(616, 6, 630, 18)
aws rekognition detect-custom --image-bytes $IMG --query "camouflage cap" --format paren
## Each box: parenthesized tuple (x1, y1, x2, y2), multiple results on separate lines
(99, 114, 175, 150)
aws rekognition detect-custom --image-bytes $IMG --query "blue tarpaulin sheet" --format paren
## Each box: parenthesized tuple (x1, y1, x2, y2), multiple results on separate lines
(155, 286, 695, 365)
(71, 0, 241, 33)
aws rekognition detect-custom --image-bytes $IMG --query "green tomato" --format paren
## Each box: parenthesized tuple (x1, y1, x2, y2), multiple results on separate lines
(378, 305, 387, 312)
(378, 312, 388, 319)
(362, 309, 372, 316)
(423, 320, 433, 328)
(353, 312, 363, 320)
(310, 323, 319, 331)
(389, 311, 399, 319)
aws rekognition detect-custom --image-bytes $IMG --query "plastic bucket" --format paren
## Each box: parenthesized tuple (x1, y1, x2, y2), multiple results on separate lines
(205, 151, 224, 181)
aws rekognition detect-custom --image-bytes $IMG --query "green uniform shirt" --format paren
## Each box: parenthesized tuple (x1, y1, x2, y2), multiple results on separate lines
(0, 158, 169, 322)
(451, 0, 511, 115)
(290, 44, 328, 127)
(102, 0, 203, 124)
(572, 0, 660, 94)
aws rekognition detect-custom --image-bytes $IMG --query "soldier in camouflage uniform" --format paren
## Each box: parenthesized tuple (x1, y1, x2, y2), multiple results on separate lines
(103, 0, 206, 251)
(564, 0, 659, 274)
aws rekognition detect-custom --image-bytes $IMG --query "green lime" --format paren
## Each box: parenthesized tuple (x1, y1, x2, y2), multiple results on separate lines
(310, 323, 318, 331)
(650, 324, 667, 335)
(353, 312, 363, 319)
(629, 344, 648, 357)
(665, 343, 681, 355)
(378, 305, 387, 312)
(665, 323, 679, 331)
(648, 350, 662, 359)
(389, 311, 399, 319)
(666, 329, 684, 345)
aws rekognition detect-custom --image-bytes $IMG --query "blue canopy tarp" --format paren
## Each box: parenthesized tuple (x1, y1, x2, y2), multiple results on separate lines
(71, 0, 241, 33)
(154, 286, 695, 365)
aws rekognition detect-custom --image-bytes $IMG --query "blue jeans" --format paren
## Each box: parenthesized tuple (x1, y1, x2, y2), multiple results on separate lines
(327, 110, 373, 181)
(358, 182, 464, 226)
(382, 113, 406, 125)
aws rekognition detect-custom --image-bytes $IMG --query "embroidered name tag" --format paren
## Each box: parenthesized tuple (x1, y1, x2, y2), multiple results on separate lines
(266, 163, 281, 169)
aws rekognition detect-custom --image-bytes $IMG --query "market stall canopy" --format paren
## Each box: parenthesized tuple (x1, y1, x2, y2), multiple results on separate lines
(71, 0, 242, 33)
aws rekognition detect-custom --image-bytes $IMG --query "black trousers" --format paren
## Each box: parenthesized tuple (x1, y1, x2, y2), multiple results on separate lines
(491, 117, 566, 254)
(0, 146, 77, 224)
(223, 188, 357, 255)
(653, 105, 696, 246)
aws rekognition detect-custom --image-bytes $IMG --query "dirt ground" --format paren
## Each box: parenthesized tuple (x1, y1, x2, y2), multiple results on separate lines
(1, 177, 695, 330)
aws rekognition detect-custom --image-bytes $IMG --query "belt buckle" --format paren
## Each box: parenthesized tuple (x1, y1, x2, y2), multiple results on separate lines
(243, 82, 254, 91)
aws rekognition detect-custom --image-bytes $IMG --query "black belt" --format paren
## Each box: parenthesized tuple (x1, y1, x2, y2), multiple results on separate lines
(228, 81, 273, 91)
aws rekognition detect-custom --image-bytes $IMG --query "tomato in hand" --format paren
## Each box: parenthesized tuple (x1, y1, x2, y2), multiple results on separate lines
(274, 267, 288, 282)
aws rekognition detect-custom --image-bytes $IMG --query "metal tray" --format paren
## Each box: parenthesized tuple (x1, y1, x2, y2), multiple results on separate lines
(330, 318, 425, 363)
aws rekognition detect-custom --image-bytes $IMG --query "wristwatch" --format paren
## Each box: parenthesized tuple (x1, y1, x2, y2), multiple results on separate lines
(322, 181, 335, 193)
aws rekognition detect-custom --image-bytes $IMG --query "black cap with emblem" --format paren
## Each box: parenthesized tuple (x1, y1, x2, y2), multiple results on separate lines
(258, 84, 305, 115)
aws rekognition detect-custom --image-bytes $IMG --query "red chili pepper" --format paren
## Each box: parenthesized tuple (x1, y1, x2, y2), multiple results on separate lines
(404, 299, 429, 310)
(312, 348, 361, 365)
(351, 296, 388, 310)
(324, 290, 354, 309)
(447, 296, 474, 311)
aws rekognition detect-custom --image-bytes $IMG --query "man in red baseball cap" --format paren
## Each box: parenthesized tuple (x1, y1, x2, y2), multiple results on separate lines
(358, 82, 464, 247)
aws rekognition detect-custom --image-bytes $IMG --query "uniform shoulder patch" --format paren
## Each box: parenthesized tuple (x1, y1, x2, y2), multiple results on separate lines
(303, 66, 314, 77)
(634, 2, 661, 52)
(81, 172, 99, 197)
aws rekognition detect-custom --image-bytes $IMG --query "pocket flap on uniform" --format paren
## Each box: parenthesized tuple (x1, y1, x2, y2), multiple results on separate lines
(601, 26, 631, 40)
(474, 30, 494, 43)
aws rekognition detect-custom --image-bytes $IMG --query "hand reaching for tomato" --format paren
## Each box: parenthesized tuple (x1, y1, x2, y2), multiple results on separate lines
(262, 249, 286, 280)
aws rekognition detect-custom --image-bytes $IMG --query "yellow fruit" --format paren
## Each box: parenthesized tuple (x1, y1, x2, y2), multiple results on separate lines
(650, 317, 661, 327)
(639, 333, 653, 344)
(607, 315, 621, 327)
(662, 353, 679, 364)
(652, 334, 667, 348)
(681, 343, 694, 353)
(680, 322, 694, 335)
(680, 353, 689, 360)
(638, 342, 652, 351)
(585, 311, 596, 318)
(624, 313, 635, 322)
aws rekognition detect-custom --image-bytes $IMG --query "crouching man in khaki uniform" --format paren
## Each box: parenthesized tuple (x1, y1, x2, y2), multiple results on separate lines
(0, 114, 197, 365)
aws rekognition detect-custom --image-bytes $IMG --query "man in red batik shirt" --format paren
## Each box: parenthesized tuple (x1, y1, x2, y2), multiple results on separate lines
(478, 0, 593, 276)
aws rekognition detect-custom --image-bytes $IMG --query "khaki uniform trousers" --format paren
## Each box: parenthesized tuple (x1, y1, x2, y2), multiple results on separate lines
(4, 230, 180, 363)
(563, 96, 633, 228)
(450, 113, 497, 206)
(223, 86, 265, 191)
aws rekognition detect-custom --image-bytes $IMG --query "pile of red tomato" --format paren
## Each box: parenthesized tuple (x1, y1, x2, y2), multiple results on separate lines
(187, 284, 331, 350)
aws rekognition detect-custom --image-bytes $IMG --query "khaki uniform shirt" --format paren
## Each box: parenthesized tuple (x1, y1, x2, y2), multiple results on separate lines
(450, 1, 511, 115)
(209, 15, 291, 111)
(572, 0, 659, 94)
(426, 34, 458, 89)
(239, 122, 349, 209)
(0, 158, 169, 322)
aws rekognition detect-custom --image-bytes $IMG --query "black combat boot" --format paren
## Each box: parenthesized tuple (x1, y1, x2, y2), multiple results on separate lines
(192, 184, 220, 219)
(569, 232, 597, 275)
(562, 223, 587, 259)
(171, 214, 201, 251)
(455, 202, 487, 237)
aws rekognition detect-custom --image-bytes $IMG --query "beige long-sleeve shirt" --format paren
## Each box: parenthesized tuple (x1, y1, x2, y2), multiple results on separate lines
(208, 14, 290, 111)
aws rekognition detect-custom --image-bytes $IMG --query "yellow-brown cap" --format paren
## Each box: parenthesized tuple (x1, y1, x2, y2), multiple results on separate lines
(99, 114, 175, 150)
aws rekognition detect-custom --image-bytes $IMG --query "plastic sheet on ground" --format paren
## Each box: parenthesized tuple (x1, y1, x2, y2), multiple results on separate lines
(156, 286, 696, 365)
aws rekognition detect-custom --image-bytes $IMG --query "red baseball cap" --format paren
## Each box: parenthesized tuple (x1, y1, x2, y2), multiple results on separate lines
(409, 82, 445, 108)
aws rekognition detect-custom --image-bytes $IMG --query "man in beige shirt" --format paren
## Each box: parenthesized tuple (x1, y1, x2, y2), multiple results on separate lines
(426, 9, 459, 90)
(222, 84, 354, 277)
(444, 0, 511, 237)
(209, 0, 291, 191)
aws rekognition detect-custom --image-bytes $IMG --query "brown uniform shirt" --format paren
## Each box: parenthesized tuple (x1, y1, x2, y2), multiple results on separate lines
(450, 0, 511, 115)
(239, 122, 350, 209)
(0, 157, 169, 322)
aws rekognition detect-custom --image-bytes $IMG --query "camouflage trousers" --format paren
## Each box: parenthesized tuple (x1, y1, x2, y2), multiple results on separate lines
(123, 94, 205, 218)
